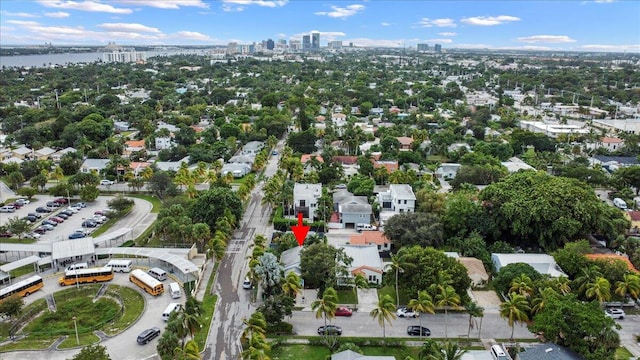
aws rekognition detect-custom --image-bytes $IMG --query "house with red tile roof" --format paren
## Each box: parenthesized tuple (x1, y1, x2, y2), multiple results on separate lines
(625, 211, 640, 234)
(585, 136, 624, 152)
(373, 160, 399, 173)
(396, 137, 413, 151)
(586, 253, 638, 272)
(124, 140, 145, 158)
(349, 231, 390, 253)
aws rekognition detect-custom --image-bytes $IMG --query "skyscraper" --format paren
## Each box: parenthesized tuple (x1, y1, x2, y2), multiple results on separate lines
(302, 35, 311, 50)
(417, 43, 429, 52)
(311, 32, 320, 50)
(434, 44, 442, 53)
(266, 39, 275, 50)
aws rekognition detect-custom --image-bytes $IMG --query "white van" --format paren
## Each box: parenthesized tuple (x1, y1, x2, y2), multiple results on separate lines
(168, 282, 182, 299)
(162, 303, 182, 321)
(355, 223, 376, 232)
(105, 259, 132, 273)
(65, 262, 88, 272)
(148, 267, 167, 281)
(490, 345, 508, 360)
(613, 198, 628, 210)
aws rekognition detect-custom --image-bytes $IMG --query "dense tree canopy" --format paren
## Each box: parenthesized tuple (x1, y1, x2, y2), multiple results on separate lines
(190, 186, 242, 232)
(384, 212, 444, 249)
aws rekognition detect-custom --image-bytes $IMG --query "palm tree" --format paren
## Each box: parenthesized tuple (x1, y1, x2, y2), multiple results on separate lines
(441, 341, 468, 360)
(241, 333, 271, 360)
(575, 265, 602, 297)
(281, 272, 302, 299)
(553, 276, 572, 295)
(408, 290, 435, 339)
(585, 276, 611, 304)
(241, 311, 267, 345)
(352, 273, 369, 299)
(385, 251, 414, 307)
(616, 273, 640, 301)
(464, 302, 484, 339)
(311, 287, 338, 337)
(369, 294, 397, 343)
(499, 292, 531, 340)
(434, 285, 461, 339)
(531, 287, 558, 315)
(509, 274, 534, 297)
(174, 339, 201, 360)
(207, 231, 227, 262)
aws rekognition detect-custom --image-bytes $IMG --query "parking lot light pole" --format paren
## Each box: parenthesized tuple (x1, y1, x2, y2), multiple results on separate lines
(72, 316, 79, 345)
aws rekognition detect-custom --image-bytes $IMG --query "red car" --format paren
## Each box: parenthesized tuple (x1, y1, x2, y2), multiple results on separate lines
(335, 307, 353, 317)
(49, 216, 64, 223)
(54, 198, 69, 204)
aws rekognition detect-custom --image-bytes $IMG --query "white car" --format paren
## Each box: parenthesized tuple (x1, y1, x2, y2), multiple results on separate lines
(100, 179, 115, 185)
(396, 307, 419, 318)
(25, 232, 41, 239)
(66, 207, 79, 214)
(605, 308, 625, 319)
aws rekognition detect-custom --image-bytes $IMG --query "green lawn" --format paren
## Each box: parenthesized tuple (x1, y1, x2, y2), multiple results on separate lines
(336, 289, 358, 304)
(194, 262, 220, 350)
(616, 347, 634, 360)
(128, 194, 163, 213)
(378, 285, 410, 305)
(271, 344, 420, 359)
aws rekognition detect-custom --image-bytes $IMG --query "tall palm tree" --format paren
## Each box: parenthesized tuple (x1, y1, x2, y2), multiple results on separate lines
(464, 302, 484, 339)
(531, 287, 558, 315)
(408, 290, 435, 340)
(441, 341, 468, 360)
(311, 287, 338, 337)
(207, 231, 227, 263)
(173, 339, 201, 360)
(385, 251, 414, 307)
(575, 265, 603, 297)
(499, 292, 531, 340)
(616, 273, 640, 301)
(434, 285, 461, 339)
(585, 276, 611, 304)
(241, 311, 267, 345)
(352, 273, 369, 299)
(241, 333, 271, 360)
(509, 274, 534, 297)
(282, 272, 302, 299)
(369, 294, 397, 343)
(553, 276, 572, 295)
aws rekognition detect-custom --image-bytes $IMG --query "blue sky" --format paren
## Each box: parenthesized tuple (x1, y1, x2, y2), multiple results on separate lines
(1, 0, 639, 52)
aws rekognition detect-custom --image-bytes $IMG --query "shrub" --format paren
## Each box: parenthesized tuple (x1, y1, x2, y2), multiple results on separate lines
(266, 321, 293, 335)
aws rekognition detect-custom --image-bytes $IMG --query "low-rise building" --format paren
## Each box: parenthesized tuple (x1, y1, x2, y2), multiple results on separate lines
(492, 253, 566, 277)
(293, 183, 322, 220)
(338, 244, 384, 285)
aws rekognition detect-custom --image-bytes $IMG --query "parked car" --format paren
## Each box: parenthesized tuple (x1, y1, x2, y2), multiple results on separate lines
(36, 207, 52, 213)
(317, 325, 342, 336)
(34, 227, 48, 234)
(42, 220, 58, 227)
(65, 207, 79, 214)
(24, 215, 38, 223)
(82, 220, 98, 228)
(396, 307, 419, 318)
(40, 224, 55, 231)
(92, 215, 107, 223)
(28, 212, 42, 219)
(61, 210, 75, 216)
(49, 216, 64, 223)
(0, 231, 13, 238)
(7, 202, 22, 209)
(54, 198, 69, 204)
(335, 307, 353, 317)
(73, 202, 87, 208)
(25, 232, 41, 239)
(56, 213, 69, 220)
(0, 205, 15, 213)
(46, 201, 61, 208)
(136, 327, 161, 345)
(100, 179, 115, 186)
(69, 232, 86, 239)
(16, 198, 30, 205)
(605, 308, 625, 319)
(242, 277, 252, 289)
(407, 326, 431, 336)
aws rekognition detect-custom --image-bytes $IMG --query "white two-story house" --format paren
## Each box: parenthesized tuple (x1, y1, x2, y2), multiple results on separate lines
(293, 183, 322, 220)
(377, 184, 416, 228)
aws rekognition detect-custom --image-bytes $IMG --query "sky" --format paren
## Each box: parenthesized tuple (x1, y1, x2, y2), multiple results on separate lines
(0, 0, 639, 52)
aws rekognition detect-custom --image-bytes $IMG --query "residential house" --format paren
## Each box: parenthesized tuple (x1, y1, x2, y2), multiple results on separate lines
(332, 350, 395, 360)
(127, 162, 152, 177)
(373, 160, 399, 173)
(1, 157, 23, 165)
(626, 211, 640, 234)
(517, 343, 584, 360)
(12, 146, 31, 160)
(228, 155, 255, 167)
(280, 246, 302, 277)
(501, 158, 536, 173)
(377, 184, 416, 214)
(491, 253, 566, 278)
(301, 154, 324, 172)
(221, 163, 251, 178)
(50, 147, 77, 162)
(333, 190, 372, 228)
(447, 142, 472, 153)
(331, 113, 348, 129)
(242, 141, 264, 156)
(585, 253, 638, 272)
(0, 148, 13, 162)
(157, 122, 179, 134)
(396, 137, 413, 151)
(337, 244, 384, 285)
(80, 159, 110, 174)
(123, 140, 145, 158)
(349, 231, 390, 253)
(457, 257, 489, 286)
(155, 137, 173, 150)
(155, 156, 190, 172)
(293, 183, 322, 220)
(435, 163, 462, 180)
(590, 155, 638, 172)
(585, 137, 624, 152)
(113, 121, 130, 132)
(34, 146, 56, 161)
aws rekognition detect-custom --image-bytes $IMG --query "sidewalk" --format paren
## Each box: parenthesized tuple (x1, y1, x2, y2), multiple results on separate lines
(193, 260, 213, 301)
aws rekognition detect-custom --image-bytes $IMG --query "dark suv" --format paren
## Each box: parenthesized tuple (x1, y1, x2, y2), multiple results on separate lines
(317, 325, 342, 336)
(137, 327, 161, 345)
(407, 325, 431, 336)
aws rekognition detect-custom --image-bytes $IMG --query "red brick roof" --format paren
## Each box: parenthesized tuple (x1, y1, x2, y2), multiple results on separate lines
(586, 253, 638, 272)
(349, 231, 390, 246)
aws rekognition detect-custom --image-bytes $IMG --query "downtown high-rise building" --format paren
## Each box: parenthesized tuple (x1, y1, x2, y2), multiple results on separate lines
(434, 44, 442, 53)
(417, 43, 429, 52)
(266, 38, 275, 50)
(302, 35, 311, 50)
(289, 39, 301, 51)
(311, 32, 320, 50)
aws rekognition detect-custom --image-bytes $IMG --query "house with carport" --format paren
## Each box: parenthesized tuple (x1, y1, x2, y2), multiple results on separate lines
(337, 244, 384, 285)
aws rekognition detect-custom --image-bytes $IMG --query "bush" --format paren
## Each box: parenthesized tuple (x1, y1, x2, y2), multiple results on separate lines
(266, 321, 293, 335)
(493, 263, 542, 296)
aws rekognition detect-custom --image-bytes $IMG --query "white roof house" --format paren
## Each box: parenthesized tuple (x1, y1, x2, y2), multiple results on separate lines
(337, 244, 384, 285)
(293, 183, 322, 220)
(80, 158, 110, 173)
(501, 157, 536, 173)
(492, 253, 567, 277)
(280, 246, 302, 276)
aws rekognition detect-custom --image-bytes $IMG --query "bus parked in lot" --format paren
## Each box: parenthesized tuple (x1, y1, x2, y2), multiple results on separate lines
(59, 267, 114, 286)
(105, 259, 133, 273)
(0, 275, 44, 301)
(130, 269, 164, 296)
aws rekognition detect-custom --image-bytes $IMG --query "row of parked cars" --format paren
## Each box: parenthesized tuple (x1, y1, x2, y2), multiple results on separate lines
(0, 198, 31, 213)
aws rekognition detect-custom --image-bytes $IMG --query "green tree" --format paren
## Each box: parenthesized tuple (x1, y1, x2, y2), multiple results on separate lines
(190, 187, 242, 232)
(70, 344, 112, 360)
(615, 273, 640, 301)
(79, 185, 100, 202)
(493, 263, 542, 296)
(385, 251, 415, 307)
(552, 240, 592, 279)
(408, 290, 435, 339)
(300, 242, 351, 294)
(281, 272, 302, 299)
(173, 339, 201, 360)
(499, 292, 530, 340)
(509, 274, 535, 297)
(7, 217, 31, 238)
(434, 285, 461, 339)
(311, 287, 338, 341)
(584, 277, 611, 304)
(7, 171, 24, 190)
(369, 294, 396, 343)
(0, 294, 23, 318)
(464, 302, 484, 339)
(383, 212, 444, 248)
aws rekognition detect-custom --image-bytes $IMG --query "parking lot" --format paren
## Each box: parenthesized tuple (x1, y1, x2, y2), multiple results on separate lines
(0, 195, 114, 244)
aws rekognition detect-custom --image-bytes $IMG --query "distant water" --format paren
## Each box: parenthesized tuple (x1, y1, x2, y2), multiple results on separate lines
(0, 49, 209, 68)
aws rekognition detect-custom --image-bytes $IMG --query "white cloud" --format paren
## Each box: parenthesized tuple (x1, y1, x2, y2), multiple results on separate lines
(381, 22, 391, 27)
(6, 20, 42, 26)
(222, 0, 288, 7)
(417, 18, 456, 28)
(44, 11, 70, 18)
(517, 35, 576, 43)
(1, 11, 40, 18)
(315, 4, 365, 18)
(580, 44, 640, 52)
(115, 0, 208, 9)
(222, 4, 245, 12)
(291, 30, 346, 42)
(38, 1, 133, 14)
(345, 37, 405, 48)
(97, 23, 161, 33)
(438, 32, 456, 36)
(423, 38, 453, 44)
(174, 31, 211, 41)
(594, 0, 616, 2)
(461, 15, 520, 26)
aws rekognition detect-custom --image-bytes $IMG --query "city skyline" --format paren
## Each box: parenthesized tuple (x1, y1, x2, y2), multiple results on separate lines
(0, 0, 639, 52)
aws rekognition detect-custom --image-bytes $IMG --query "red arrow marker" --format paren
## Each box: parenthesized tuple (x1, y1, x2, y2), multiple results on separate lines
(291, 212, 310, 247)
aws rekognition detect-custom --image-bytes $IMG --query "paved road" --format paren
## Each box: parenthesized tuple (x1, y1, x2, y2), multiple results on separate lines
(203, 142, 282, 360)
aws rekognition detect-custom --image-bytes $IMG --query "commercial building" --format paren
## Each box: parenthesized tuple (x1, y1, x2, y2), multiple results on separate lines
(417, 43, 429, 51)
(311, 32, 320, 50)
(434, 44, 442, 53)
(302, 35, 311, 50)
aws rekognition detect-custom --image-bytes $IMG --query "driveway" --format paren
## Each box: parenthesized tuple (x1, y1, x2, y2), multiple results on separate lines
(356, 288, 379, 313)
